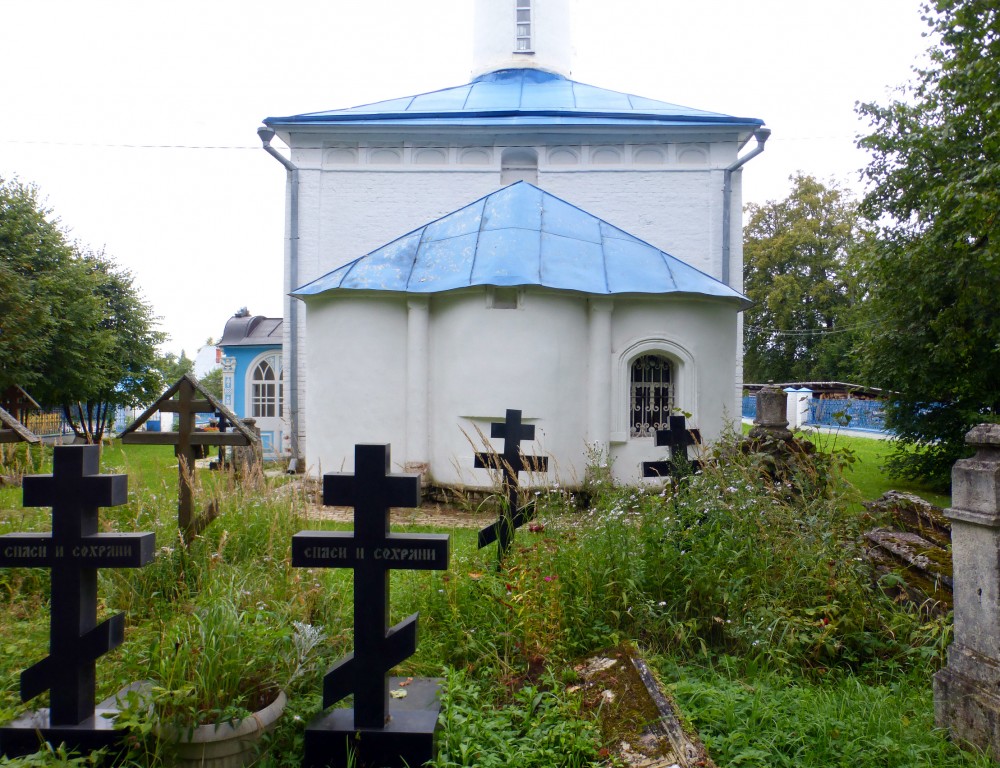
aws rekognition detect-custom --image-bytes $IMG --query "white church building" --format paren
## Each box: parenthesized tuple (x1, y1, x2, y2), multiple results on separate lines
(258, 0, 768, 487)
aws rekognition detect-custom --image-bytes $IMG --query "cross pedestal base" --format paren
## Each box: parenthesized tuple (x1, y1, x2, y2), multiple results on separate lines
(303, 677, 442, 768)
(0, 683, 140, 760)
(934, 643, 1000, 755)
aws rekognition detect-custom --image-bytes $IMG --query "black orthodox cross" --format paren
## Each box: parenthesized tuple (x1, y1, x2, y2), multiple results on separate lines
(0, 445, 154, 726)
(292, 444, 449, 730)
(474, 409, 549, 557)
(642, 414, 702, 478)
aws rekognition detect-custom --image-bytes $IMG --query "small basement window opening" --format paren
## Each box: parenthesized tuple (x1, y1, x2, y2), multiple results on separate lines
(489, 287, 520, 309)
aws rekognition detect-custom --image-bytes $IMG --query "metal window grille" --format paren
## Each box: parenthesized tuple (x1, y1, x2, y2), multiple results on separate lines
(515, 0, 532, 51)
(252, 360, 278, 419)
(630, 355, 674, 437)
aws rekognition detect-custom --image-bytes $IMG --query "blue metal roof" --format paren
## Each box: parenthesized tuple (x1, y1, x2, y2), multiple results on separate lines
(292, 182, 750, 306)
(264, 68, 763, 130)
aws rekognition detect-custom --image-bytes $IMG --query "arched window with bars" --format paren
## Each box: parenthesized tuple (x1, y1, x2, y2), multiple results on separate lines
(629, 354, 674, 437)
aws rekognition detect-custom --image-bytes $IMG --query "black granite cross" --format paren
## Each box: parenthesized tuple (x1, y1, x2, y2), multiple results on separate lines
(474, 409, 549, 557)
(292, 444, 449, 730)
(0, 445, 155, 726)
(642, 414, 702, 478)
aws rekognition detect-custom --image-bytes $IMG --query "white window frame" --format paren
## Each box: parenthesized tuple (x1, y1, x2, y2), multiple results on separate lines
(247, 352, 283, 420)
(611, 337, 697, 443)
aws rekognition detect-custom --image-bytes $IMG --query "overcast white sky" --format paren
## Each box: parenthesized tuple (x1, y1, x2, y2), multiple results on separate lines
(1, 1, 931, 358)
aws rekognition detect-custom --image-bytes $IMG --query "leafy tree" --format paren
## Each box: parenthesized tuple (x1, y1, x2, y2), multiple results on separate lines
(1, 177, 164, 442)
(743, 174, 863, 383)
(855, 0, 1000, 487)
(0, 177, 82, 392)
(200, 366, 224, 402)
(31, 251, 165, 442)
(154, 349, 195, 387)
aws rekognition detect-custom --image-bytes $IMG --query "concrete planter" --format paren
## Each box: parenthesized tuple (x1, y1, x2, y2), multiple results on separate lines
(169, 690, 287, 768)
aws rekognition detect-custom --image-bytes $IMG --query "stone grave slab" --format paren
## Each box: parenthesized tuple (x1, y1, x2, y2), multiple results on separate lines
(0, 445, 154, 759)
(293, 443, 449, 768)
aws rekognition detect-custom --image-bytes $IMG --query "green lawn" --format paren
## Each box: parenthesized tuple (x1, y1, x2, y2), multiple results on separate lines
(739, 423, 952, 509)
(804, 429, 952, 509)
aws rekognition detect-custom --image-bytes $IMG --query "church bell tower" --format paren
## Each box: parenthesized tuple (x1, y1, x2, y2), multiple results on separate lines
(472, 0, 573, 78)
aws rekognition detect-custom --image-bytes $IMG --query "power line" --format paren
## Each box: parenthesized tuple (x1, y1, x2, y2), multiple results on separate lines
(2, 139, 258, 150)
(744, 317, 884, 337)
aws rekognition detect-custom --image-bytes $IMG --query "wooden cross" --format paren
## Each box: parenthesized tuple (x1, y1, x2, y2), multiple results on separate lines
(120, 374, 255, 543)
(0, 445, 154, 726)
(292, 444, 449, 730)
(642, 414, 702, 478)
(474, 409, 548, 558)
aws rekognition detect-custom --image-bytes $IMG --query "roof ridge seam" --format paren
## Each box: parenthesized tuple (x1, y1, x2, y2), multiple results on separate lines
(659, 250, 677, 290)
(468, 199, 488, 286)
(338, 255, 365, 289)
(405, 219, 430, 290)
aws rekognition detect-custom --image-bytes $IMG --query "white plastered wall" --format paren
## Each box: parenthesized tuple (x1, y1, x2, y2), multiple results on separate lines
(283, 130, 747, 469)
(300, 288, 740, 488)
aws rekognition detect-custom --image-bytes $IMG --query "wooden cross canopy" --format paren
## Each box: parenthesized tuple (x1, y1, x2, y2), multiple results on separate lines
(119, 374, 257, 542)
(0, 405, 39, 445)
(0, 385, 40, 424)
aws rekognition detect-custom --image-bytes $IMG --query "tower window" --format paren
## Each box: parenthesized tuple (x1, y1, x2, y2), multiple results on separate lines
(515, 0, 532, 52)
(501, 148, 538, 185)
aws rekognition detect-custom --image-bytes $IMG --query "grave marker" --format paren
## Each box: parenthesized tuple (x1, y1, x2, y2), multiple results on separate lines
(120, 374, 257, 543)
(293, 443, 449, 768)
(0, 445, 154, 758)
(474, 409, 548, 558)
(642, 414, 701, 478)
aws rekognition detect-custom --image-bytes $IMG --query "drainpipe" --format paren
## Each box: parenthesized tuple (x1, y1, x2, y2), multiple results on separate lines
(257, 126, 301, 473)
(721, 127, 770, 286)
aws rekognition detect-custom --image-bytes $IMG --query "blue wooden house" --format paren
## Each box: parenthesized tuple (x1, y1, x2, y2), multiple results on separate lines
(218, 309, 286, 457)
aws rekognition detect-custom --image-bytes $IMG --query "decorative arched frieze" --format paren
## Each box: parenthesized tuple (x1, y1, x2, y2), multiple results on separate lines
(323, 147, 358, 166)
(460, 148, 493, 165)
(632, 146, 666, 165)
(413, 148, 448, 165)
(546, 147, 580, 165)
(590, 146, 623, 164)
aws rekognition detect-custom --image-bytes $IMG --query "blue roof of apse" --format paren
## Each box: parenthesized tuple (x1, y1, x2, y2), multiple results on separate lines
(292, 182, 750, 306)
(264, 68, 763, 130)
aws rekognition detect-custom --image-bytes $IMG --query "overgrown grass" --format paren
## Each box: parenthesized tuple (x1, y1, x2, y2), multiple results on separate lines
(662, 655, 992, 768)
(0, 435, 985, 767)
